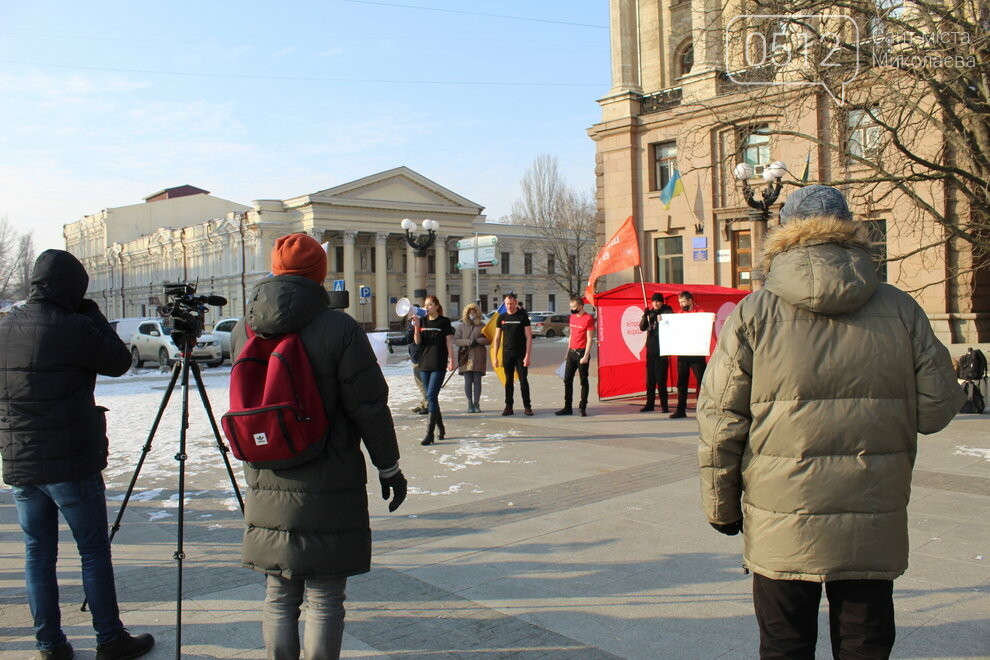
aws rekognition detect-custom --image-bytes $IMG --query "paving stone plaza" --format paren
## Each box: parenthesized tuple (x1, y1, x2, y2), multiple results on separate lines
(2, 342, 988, 659)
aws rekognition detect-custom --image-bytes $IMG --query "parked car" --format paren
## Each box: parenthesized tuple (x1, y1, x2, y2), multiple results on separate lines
(129, 319, 223, 368)
(210, 317, 240, 360)
(528, 313, 570, 338)
(109, 317, 158, 348)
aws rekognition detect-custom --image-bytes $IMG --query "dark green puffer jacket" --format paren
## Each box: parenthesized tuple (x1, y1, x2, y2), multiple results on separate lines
(698, 217, 964, 582)
(231, 275, 400, 579)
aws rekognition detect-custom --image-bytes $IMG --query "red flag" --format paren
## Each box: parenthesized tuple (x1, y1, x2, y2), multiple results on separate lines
(585, 215, 640, 304)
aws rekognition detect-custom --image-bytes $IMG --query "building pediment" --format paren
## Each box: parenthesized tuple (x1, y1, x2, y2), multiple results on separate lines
(290, 166, 484, 215)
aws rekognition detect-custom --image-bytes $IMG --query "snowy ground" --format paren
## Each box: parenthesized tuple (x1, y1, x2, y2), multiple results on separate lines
(0, 356, 524, 520)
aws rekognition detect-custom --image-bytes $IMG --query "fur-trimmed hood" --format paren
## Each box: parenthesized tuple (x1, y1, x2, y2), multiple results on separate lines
(762, 216, 879, 315)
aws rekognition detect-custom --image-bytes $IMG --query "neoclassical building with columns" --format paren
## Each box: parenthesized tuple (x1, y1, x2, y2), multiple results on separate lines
(64, 168, 576, 329)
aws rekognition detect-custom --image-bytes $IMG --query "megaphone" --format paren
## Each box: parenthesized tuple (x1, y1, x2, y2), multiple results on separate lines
(395, 297, 427, 318)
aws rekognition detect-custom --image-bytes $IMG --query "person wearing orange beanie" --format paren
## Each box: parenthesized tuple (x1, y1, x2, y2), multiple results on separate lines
(270, 234, 327, 283)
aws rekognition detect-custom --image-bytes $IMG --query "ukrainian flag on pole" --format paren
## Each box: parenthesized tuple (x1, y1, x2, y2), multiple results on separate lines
(659, 168, 684, 209)
(481, 302, 510, 386)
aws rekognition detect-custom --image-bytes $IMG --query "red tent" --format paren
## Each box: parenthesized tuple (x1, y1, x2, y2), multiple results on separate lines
(592, 283, 750, 400)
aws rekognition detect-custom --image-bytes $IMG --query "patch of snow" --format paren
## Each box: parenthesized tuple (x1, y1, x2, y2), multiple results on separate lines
(954, 446, 990, 462)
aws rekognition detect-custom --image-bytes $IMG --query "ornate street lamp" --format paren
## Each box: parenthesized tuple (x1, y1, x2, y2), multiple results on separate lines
(400, 218, 439, 301)
(733, 160, 787, 222)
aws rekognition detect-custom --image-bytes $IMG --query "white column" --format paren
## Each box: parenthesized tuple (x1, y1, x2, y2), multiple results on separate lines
(435, 235, 448, 309)
(375, 232, 389, 330)
(343, 231, 357, 317)
(406, 243, 416, 302)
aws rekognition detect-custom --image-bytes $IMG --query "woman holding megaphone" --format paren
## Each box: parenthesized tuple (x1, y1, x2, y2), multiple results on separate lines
(413, 295, 455, 445)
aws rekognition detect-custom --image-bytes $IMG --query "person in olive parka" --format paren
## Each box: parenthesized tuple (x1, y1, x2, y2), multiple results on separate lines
(230, 234, 407, 660)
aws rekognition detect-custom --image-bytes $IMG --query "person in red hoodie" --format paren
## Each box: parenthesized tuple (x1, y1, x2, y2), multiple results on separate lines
(670, 290, 706, 418)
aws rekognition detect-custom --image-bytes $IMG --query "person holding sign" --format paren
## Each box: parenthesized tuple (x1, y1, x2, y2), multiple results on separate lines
(639, 293, 674, 413)
(670, 291, 706, 419)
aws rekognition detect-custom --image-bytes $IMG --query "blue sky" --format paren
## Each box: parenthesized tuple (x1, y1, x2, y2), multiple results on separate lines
(0, 0, 610, 251)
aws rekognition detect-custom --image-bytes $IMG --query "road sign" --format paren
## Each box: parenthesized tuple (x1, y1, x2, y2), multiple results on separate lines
(455, 235, 498, 250)
(458, 245, 498, 270)
(332, 279, 345, 292)
(359, 285, 371, 299)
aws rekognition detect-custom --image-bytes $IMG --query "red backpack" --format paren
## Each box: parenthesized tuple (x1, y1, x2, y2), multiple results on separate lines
(222, 325, 329, 469)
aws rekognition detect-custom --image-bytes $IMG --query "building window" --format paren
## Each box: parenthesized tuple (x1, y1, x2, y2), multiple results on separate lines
(450, 294, 460, 318)
(675, 39, 694, 77)
(741, 125, 771, 175)
(568, 254, 576, 274)
(864, 219, 887, 282)
(501, 251, 511, 275)
(335, 246, 344, 273)
(524, 253, 533, 275)
(449, 253, 458, 274)
(651, 141, 677, 192)
(655, 236, 684, 284)
(547, 253, 555, 275)
(428, 254, 435, 274)
(548, 293, 556, 312)
(525, 294, 533, 311)
(402, 250, 407, 273)
(846, 107, 882, 162)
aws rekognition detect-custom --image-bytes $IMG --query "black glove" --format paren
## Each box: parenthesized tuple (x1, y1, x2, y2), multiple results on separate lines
(710, 520, 743, 536)
(380, 471, 407, 512)
(78, 299, 100, 314)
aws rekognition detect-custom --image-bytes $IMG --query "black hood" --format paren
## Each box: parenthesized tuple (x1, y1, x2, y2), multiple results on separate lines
(28, 250, 89, 312)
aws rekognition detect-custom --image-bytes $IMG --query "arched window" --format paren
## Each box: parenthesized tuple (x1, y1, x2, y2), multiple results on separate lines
(676, 40, 694, 78)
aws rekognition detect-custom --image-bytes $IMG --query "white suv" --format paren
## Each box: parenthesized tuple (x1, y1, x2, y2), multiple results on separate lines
(210, 317, 240, 360)
(130, 320, 223, 368)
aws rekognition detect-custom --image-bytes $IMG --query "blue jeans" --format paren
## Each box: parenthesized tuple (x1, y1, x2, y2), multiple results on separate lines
(12, 473, 124, 650)
(263, 574, 347, 660)
(418, 370, 444, 414)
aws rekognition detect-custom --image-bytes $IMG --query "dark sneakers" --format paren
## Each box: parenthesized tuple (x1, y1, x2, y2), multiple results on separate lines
(524, 408, 534, 416)
(38, 642, 73, 660)
(579, 408, 588, 417)
(95, 631, 155, 660)
(502, 406, 513, 416)
(640, 405, 655, 412)
(554, 407, 573, 416)
(669, 411, 687, 419)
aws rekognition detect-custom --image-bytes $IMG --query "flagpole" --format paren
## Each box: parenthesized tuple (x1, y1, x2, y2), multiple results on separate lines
(637, 266, 648, 307)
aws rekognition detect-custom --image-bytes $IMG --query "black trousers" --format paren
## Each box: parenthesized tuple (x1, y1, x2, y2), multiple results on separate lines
(752, 574, 895, 660)
(562, 348, 590, 409)
(644, 354, 669, 410)
(674, 355, 707, 413)
(501, 352, 531, 408)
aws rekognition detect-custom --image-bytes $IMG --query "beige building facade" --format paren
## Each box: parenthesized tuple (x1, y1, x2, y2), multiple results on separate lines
(589, 0, 987, 344)
(65, 168, 578, 329)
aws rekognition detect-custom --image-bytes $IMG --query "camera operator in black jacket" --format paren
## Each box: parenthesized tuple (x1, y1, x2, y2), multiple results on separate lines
(639, 293, 674, 413)
(0, 249, 154, 660)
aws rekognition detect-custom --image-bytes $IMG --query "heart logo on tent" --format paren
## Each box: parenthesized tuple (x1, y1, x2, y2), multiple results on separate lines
(715, 302, 736, 338)
(620, 305, 647, 358)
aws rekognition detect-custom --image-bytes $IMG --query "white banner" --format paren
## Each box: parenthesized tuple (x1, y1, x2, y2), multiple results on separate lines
(657, 313, 715, 356)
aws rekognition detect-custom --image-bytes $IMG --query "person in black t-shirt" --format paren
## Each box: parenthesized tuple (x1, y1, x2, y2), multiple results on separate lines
(413, 295, 455, 445)
(493, 292, 533, 416)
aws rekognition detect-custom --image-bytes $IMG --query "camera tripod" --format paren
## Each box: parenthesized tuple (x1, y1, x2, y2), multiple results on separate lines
(84, 343, 244, 660)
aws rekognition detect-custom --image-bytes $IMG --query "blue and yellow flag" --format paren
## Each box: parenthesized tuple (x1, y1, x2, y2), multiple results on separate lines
(481, 302, 510, 386)
(800, 151, 812, 183)
(659, 168, 684, 209)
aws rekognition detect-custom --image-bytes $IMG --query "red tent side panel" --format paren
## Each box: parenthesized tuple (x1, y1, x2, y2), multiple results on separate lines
(594, 283, 750, 400)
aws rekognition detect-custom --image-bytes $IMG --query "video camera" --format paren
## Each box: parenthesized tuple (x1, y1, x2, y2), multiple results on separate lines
(160, 282, 227, 348)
